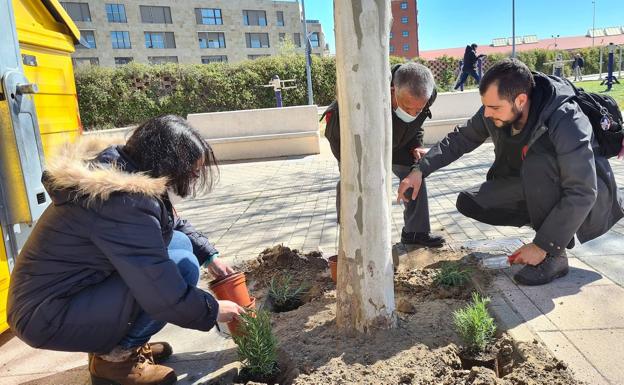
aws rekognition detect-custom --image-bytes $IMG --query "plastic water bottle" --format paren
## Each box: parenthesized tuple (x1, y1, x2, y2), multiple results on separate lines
(479, 255, 512, 270)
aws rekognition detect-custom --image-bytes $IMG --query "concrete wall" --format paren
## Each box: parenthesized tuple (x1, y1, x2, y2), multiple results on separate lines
(187, 105, 320, 161)
(422, 89, 482, 144)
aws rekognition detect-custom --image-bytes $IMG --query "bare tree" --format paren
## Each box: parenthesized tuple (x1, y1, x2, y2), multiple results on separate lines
(334, 0, 396, 333)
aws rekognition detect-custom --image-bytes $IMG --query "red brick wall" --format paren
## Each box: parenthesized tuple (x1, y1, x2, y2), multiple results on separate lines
(390, 0, 419, 58)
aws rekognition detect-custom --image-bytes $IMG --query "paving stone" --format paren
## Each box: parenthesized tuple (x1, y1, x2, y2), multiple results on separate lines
(564, 329, 624, 385)
(536, 331, 610, 385)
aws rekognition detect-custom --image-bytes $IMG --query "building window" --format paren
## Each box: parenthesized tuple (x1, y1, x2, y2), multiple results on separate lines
(114, 57, 133, 65)
(60, 2, 91, 22)
(279, 33, 286, 42)
(106, 4, 126, 23)
(77, 30, 96, 49)
(73, 57, 99, 66)
(245, 33, 270, 48)
(144, 32, 176, 49)
(402, 30, 409, 37)
(276, 11, 284, 26)
(309, 32, 320, 48)
(293, 33, 301, 47)
(111, 31, 131, 49)
(243, 10, 267, 26)
(401, 16, 408, 24)
(390, 45, 395, 53)
(140, 6, 172, 24)
(148, 56, 178, 64)
(400, 2, 408, 9)
(198, 32, 226, 49)
(248, 54, 270, 60)
(202, 55, 228, 64)
(195, 8, 222, 25)
(403, 43, 409, 51)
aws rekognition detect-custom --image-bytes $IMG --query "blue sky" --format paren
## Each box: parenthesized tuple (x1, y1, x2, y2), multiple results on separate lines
(305, 0, 624, 52)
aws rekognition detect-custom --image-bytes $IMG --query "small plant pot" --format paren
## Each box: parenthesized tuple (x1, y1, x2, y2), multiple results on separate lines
(227, 296, 256, 337)
(209, 272, 251, 306)
(458, 347, 500, 377)
(328, 255, 338, 283)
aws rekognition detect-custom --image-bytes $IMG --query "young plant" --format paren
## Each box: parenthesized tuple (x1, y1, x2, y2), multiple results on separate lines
(453, 292, 497, 353)
(268, 273, 308, 311)
(433, 262, 471, 287)
(232, 310, 279, 379)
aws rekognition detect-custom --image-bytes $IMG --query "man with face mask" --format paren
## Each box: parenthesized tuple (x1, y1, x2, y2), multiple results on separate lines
(398, 58, 624, 286)
(323, 62, 445, 247)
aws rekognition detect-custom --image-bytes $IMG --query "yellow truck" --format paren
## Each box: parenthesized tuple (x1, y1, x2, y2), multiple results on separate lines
(0, 0, 82, 333)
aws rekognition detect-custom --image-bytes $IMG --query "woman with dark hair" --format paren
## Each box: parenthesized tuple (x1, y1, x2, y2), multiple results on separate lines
(7, 115, 243, 385)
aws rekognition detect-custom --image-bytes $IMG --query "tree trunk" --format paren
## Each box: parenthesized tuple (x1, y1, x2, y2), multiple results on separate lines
(334, 0, 396, 333)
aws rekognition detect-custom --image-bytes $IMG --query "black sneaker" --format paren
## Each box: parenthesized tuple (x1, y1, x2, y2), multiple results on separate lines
(513, 254, 569, 286)
(401, 229, 445, 248)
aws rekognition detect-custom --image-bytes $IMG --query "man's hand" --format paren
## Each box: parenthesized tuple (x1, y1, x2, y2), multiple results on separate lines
(510, 243, 547, 266)
(411, 147, 428, 161)
(207, 258, 236, 279)
(217, 300, 246, 323)
(397, 170, 423, 204)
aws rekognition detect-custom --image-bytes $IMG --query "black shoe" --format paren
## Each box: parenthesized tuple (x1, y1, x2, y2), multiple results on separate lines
(513, 254, 569, 286)
(401, 229, 445, 248)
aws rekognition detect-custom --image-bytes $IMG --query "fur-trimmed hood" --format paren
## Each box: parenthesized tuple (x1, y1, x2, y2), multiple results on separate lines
(44, 135, 168, 205)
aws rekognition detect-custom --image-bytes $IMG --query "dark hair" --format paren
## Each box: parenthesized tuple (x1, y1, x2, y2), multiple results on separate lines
(124, 115, 218, 197)
(471, 43, 478, 50)
(479, 58, 535, 102)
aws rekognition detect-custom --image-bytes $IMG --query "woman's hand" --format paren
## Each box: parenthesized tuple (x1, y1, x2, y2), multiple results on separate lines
(207, 257, 235, 278)
(217, 300, 245, 322)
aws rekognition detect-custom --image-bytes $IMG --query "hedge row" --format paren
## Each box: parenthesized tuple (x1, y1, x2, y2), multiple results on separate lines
(75, 47, 605, 129)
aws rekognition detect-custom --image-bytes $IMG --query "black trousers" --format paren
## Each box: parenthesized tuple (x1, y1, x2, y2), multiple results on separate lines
(456, 153, 569, 246)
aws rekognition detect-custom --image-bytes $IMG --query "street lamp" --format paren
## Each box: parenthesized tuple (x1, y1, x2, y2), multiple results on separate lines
(551, 34, 560, 49)
(300, 0, 314, 105)
(511, 0, 516, 58)
(592, 0, 596, 47)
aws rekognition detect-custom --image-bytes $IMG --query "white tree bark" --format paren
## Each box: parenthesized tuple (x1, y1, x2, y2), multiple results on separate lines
(334, 0, 396, 333)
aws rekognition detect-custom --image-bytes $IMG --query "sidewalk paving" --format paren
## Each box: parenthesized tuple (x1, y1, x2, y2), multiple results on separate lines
(1, 138, 624, 384)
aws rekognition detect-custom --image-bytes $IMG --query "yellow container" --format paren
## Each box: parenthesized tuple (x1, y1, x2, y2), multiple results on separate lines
(0, 0, 81, 334)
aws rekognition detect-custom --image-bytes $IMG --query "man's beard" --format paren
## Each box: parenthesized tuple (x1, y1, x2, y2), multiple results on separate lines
(492, 104, 523, 128)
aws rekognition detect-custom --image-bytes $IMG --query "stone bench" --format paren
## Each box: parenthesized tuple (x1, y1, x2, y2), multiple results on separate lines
(423, 89, 482, 145)
(187, 105, 320, 161)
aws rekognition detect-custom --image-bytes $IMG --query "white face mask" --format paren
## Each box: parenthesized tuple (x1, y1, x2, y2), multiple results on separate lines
(394, 105, 419, 123)
(167, 189, 184, 205)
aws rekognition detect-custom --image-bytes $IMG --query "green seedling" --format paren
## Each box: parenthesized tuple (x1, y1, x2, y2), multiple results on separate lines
(268, 273, 309, 311)
(433, 262, 471, 287)
(453, 292, 497, 353)
(232, 310, 279, 378)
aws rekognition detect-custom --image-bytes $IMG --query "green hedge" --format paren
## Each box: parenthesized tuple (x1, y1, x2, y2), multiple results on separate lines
(76, 54, 337, 130)
(75, 48, 604, 129)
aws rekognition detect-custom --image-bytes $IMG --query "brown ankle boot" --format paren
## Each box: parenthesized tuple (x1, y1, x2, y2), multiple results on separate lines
(141, 342, 173, 364)
(89, 346, 176, 385)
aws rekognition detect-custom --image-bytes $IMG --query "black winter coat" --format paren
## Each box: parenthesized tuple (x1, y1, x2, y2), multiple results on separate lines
(7, 139, 220, 353)
(323, 64, 435, 167)
(415, 73, 624, 255)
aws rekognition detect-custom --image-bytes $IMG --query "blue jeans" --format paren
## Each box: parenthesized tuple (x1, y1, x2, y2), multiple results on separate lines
(454, 69, 481, 90)
(118, 231, 200, 348)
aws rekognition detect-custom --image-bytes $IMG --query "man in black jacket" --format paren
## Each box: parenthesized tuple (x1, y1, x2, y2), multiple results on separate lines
(398, 59, 624, 286)
(324, 62, 445, 247)
(455, 43, 486, 91)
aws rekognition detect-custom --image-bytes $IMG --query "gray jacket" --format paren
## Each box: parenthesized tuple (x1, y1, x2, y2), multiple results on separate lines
(415, 73, 624, 255)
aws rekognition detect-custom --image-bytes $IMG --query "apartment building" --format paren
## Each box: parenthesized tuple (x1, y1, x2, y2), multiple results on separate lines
(62, 0, 327, 66)
(390, 0, 419, 58)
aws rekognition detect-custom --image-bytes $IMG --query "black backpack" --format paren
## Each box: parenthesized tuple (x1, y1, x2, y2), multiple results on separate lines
(566, 80, 624, 158)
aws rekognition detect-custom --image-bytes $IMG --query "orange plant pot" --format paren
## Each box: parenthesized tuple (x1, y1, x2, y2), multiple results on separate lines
(228, 296, 256, 337)
(328, 255, 337, 283)
(209, 272, 251, 306)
